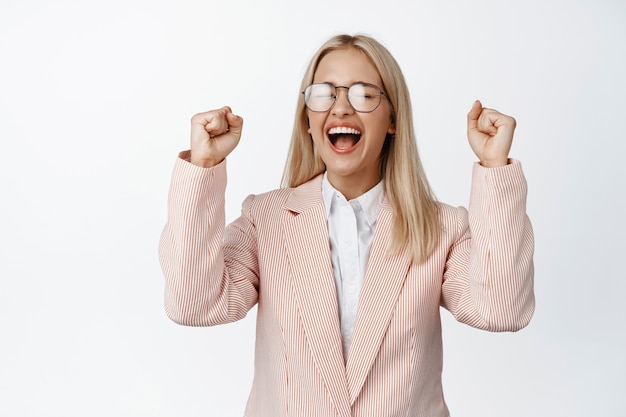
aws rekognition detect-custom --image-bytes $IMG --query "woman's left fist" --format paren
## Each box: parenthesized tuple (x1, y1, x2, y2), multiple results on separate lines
(467, 100, 516, 168)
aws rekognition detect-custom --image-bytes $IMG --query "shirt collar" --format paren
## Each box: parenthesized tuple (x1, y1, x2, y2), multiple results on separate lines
(321, 172, 385, 226)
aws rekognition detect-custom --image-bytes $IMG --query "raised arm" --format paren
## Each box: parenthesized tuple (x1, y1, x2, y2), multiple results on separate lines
(159, 108, 259, 326)
(441, 101, 534, 331)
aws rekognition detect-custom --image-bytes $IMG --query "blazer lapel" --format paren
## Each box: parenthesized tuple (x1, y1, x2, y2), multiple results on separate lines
(345, 198, 412, 403)
(282, 175, 351, 416)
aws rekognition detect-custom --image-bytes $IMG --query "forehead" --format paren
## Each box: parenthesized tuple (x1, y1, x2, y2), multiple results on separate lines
(313, 47, 382, 86)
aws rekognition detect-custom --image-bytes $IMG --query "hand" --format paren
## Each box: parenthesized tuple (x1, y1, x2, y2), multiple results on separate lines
(189, 106, 243, 167)
(467, 100, 516, 168)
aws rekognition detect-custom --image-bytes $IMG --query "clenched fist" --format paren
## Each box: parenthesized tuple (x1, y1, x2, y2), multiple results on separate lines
(190, 106, 244, 168)
(467, 101, 516, 168)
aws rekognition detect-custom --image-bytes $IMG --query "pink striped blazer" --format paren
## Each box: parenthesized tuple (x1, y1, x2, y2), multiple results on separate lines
(159, 154, 534, 417)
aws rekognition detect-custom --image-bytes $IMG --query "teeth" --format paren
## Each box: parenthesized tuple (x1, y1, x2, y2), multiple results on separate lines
(328, 126, 361, 135)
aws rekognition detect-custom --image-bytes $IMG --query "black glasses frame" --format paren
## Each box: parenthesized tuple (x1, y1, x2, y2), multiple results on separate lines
(302, 82, 388, 113)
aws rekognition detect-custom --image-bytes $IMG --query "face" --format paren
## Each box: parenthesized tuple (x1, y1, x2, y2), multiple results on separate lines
(307, 47, 395, 198)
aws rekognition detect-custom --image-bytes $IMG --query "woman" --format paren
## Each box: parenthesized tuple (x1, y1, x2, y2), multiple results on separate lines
(159, 34, 534, 417)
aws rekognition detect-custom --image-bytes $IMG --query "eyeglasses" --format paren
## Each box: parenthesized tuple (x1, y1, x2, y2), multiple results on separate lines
(302, 82, 387, 113)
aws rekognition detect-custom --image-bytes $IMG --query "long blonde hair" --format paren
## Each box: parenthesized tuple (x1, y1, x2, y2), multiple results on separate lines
(281, 34, 440, 263)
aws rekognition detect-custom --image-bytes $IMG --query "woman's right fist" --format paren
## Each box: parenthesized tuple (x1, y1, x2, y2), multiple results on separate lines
(190, 106, 243, 167)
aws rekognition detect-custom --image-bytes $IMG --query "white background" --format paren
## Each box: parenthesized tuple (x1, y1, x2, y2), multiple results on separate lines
(1, 0, 624, 416)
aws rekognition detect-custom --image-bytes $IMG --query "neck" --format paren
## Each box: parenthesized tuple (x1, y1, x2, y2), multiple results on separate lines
(326, 171, 380, 200)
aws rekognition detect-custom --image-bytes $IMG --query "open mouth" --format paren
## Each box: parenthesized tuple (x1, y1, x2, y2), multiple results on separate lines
(327, 126, 362, 150)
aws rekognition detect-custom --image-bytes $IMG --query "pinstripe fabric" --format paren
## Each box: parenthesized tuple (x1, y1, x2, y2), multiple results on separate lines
(159, 155, 535, 417)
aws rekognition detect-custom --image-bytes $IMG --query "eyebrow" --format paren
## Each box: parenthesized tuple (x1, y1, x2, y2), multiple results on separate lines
(315, 80, 379, 87)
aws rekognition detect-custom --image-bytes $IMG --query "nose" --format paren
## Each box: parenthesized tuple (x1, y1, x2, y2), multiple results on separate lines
(331, 86, 354, 116)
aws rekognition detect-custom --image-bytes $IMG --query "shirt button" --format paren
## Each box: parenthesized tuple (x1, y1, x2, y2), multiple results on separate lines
(348, 286, 355, 294)
(346, 240, 352, 247)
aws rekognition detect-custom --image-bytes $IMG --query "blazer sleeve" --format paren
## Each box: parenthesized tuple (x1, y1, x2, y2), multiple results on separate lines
(440, 159, 535, 332)
(158, 152, 259, 326)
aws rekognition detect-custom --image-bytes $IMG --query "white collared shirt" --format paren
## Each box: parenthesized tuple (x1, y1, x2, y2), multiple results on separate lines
(321, 173, 385, 360)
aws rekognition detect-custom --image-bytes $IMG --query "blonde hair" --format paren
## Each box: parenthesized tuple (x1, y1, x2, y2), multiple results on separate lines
(281, 34, 440, 263)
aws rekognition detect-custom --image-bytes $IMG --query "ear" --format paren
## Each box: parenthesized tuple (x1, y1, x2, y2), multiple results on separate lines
(388, 111, 396, 135)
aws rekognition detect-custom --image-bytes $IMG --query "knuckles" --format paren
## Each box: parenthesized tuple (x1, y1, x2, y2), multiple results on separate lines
(190, 107, 230, 125)
(190, 112, 211, 124)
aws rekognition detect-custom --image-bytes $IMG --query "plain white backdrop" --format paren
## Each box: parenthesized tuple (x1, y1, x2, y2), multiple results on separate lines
(1, 0, 624, 416)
